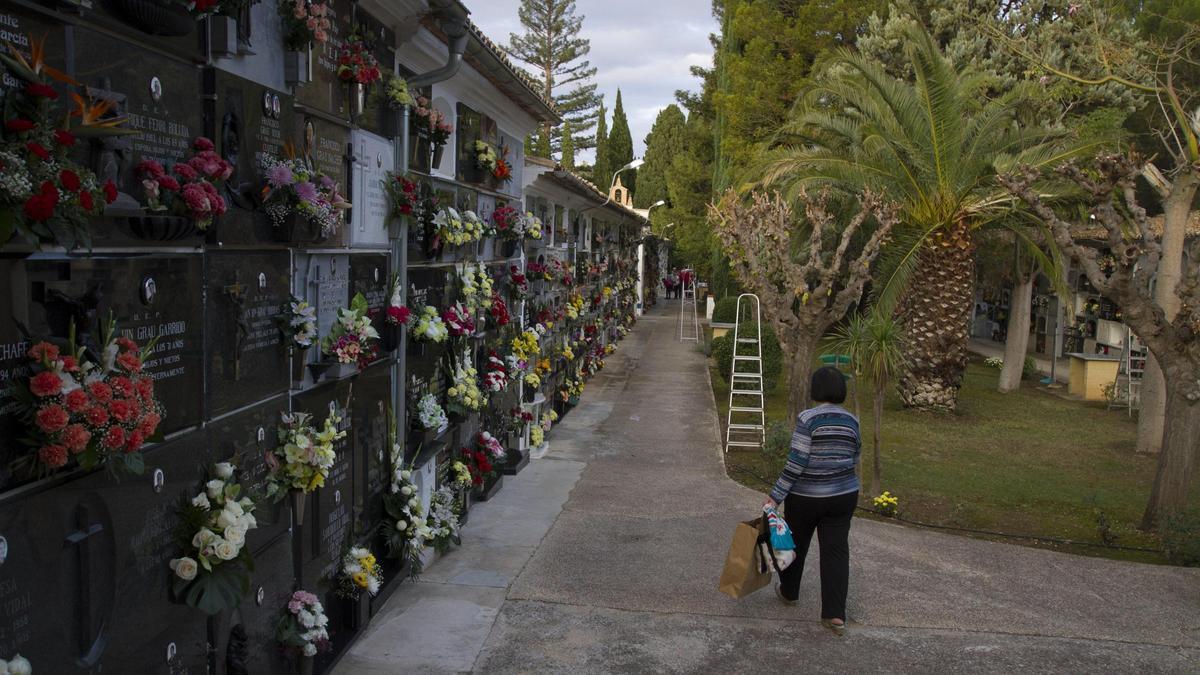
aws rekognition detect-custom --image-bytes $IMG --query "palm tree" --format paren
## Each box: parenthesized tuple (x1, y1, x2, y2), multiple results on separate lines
(827, 310, 906, 497)
(758, 25, 1090, 412)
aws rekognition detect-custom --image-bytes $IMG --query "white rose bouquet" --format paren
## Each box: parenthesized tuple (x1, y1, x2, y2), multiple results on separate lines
(382, 455, 433, 574)
(416, 393, 449, 432)
(275, 589, 330, 658)
(170, 462, 259, 614)
(0, 654, 32, 675)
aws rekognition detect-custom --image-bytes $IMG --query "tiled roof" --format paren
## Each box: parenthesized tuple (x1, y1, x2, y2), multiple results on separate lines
(464, 19, 559, 119)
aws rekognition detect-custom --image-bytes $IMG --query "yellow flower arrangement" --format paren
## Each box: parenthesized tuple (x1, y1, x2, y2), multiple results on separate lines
(873, 491, 899, 517)
(536, 358, 551, 376)
(562, 346, 575, 361)
(511, 329, 540, 361)
(530, 425, 545, 447)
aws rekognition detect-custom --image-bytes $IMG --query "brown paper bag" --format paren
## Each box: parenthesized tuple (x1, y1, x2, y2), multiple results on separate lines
(718, 517, 771, 599)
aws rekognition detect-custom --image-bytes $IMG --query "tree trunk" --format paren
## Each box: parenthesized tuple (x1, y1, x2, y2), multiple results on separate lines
(1140, 380, 1200, 528)
(871, 381, 884, 497)
(998, 272, 1035, 393)
(898, 218, 976, 412)
(786, 338, 815, 419)
(1135, 171, 1199, 454)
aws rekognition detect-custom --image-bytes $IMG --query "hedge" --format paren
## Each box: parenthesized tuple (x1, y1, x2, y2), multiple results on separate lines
(711, 321, 783, 391)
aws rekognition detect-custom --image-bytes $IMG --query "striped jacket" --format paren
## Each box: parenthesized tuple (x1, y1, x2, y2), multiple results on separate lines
(769, 403, 861, 502)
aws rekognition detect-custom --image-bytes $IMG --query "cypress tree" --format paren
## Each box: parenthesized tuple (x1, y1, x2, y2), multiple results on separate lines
(605, 89, 634, 195)
(505, 0, 603, 152)
(593, 102, 610, 189)
(560, 120, 576, 169)
(635, 104, 686, 208)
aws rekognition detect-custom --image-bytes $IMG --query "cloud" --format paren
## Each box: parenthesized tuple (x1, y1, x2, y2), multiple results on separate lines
(465, 0, 716, 157)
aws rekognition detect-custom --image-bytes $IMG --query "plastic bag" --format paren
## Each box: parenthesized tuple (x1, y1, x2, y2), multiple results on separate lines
(758, 506, 796, 572)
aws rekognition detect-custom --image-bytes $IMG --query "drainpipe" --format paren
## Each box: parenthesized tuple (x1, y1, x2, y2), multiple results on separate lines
(392, 8, 471, 466)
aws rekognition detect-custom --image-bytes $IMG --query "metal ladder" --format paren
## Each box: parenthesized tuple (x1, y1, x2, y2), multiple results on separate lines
(725, 293, 765, 452)
(679, 271, 699, 341)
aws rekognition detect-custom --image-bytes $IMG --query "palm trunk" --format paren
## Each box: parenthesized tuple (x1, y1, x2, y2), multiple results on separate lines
(871, 380, 884, 496)
(998, 272, 1034, 393)
(1136, 172, 1199, 454)
(898, 218, 976, 412)
(1140, 377, 1200, 528)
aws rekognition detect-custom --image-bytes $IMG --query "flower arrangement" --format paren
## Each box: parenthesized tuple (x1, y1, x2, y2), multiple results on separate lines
(278, 0, 332, 50)
(529, 425, 545, 448)
(460, 446, 495, 487)
(0, 654, 31, 674)
(0, 36, 122, 250)
(17, 318, 163, 476)
(493, 146, 512, 183)
(426, 486, 462, 553)
(433, 207, 483, 247)
(492, 205, 521, 239)
(459, 263, 494, 317)
(384, 171, 419, 219)
(541, 410, 557, 432)
(511, 328, 540, 362)
(565, 294, 584, 321)
(473, 140, 497, 172)
(381, 73, 413, 108)
(566, 378, 585, 398)
(561, 345, 575, 361)
(449, 460, 473, 489)
(527, 261, 550, 282)
(321, 293, 380, 371)
(983, 356, 1004, 369)
(410, 306, 449, 343)
(135, 137, 231, 229)
(169, 462, 258, 614)
(281, 297, 318, 350)
(385, 276, 411, 327)
(489, 292, 511, 328)
(447, 361, 484, 414)
(482, 350, 510, 393)
(411, 96, 454, 147)
(522, 212, 543, 240)
(477, 430, 507, 464)
(873, 491, 899, 517)
(383, 457, 431, 572)
(261, 155, 351, 238)
(276, 590, 330, 658)
(523, 372, 541, 389)
(337, 36, 382, 85)
(335, 546, 383, 599)
(416, 392, 449, 432)
(269, 410, 344, 497)
(508, 266, 530, 300)
(442, 302, 476, 338)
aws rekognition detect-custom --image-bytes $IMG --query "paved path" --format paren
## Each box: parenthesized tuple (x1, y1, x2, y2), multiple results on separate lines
(338, 307, 1200, 674)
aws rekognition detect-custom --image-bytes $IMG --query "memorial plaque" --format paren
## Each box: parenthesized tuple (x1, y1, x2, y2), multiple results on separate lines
(352, 362, 390, 528)
(404, 266, 451, 383)
(232, 534, 292, 675)
(346, 9, 396, 137)
(296, 252, 350, 346)
(0, 7, 66, 98)
(207, 395, 289, 553)
(349, 129, 394, 248)
(293, 0, 354, 119)
(293, 382, 354, 568)
(0, 256, 203, 491)
(293, 115, 353, 247)
(208, 69, 296, 245)
(206, 251, 290, 417)
(350, 252, 389, 364)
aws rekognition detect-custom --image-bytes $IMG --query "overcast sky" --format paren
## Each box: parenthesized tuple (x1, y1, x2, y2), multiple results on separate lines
(466, 0, 717, 163)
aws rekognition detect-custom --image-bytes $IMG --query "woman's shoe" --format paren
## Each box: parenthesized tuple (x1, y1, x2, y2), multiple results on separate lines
(774, 583, 796, 606)
(821, 618, 846, 636)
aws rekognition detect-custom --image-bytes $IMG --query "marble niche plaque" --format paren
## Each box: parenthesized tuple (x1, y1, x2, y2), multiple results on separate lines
(292, 0, 354, 120)
(206, 250, 290, 418)
(230, 535, 293, 675)
(0, 7, 66, 97)
(0, 256, 204, 491)
(349, 252, 389, 365)
(207, 395, 290, 554)
(404, 266, 452, 384)
(343, 10, 396, 138)
(294, 115, 352, 247)
(352, 362, 390, 529)
(349, 128, 394, 248)
(208, 69, 295, 245)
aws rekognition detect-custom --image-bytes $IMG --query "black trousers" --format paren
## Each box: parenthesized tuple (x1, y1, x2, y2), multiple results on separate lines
(777, 490, 858, 620)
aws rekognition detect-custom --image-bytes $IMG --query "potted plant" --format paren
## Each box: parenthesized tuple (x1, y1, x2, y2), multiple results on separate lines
(268, 409, 345, 526)
(278, 0, 332, 84)
(261, 155, 351, 244)
(313, 293, 379, 381)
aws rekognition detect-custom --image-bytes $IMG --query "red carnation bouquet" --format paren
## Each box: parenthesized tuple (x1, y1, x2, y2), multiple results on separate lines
(135, 137, 231, 229)
(460, 447, 495, 487)
(17, 317, 164, 477)
(492, 205, 521, 240)
(337, 37, 382, 85)
(384, 172, 419, 219)
(489, 292, 511, 327)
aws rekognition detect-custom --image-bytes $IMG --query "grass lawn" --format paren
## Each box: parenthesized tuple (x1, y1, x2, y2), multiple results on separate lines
(710, 347, 1192, 565)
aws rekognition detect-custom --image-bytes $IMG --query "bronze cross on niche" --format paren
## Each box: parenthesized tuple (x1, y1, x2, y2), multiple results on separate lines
(223, 271, 251, 381)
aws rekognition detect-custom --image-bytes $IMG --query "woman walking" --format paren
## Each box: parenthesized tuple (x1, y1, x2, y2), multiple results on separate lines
(763, 366, 860, 635)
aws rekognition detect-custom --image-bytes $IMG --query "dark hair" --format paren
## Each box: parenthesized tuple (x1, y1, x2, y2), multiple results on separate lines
(811, 366, 847, 404)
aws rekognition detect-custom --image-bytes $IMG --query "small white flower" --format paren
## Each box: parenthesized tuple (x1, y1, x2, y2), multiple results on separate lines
(170, 556, 199, 581)
(192, 528, 216, 549)
(205, 479, 226, 499)
(303, 643, 317, 657)
(224, 524, 247, 546)
(214, 462, 235, 479)
(191, 493, 211, 509)
(367, 577, 380, 594)
(396, 520, 407, 531)
(400, 470, 412, 480)
(7, 654, 31, 675)
(400, 486, 413, 496)
(299, 609, 315, 628)
(214, 539, 238, 561)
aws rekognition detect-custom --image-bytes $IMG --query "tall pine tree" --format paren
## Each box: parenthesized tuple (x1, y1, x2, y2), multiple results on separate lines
(506, 0, 603, 156)
(560, 120, 576, 169)
(635, 104, 686, 209)
(605, 89, 634, 194)
(593, 102, 610, 189)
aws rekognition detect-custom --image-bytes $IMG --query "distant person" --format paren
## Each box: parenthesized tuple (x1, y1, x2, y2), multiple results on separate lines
(763, 367, 861, 636)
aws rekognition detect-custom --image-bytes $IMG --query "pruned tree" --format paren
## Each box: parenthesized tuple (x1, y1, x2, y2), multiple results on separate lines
(1000, 153, 1200, 527)
(709, 188, 898, 417)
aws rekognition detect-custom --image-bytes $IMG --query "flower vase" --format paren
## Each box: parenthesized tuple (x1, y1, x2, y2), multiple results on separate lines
(290, 349, 308, 389)
(126, 214, 201, 242)
(501, 239, 518, 259)
(206, 607, 235, 674)
(382, 324, 403, 352)
(273, 212, 324, 244)
(351, 83, 367, 119)
(431, 144, 445, 172)
(209, 15, 239, 57)
(297, 655, 314, 675)
(289, 489, 307, 526)
(111, 0, 194, 36)
(308, 360, 358, 382)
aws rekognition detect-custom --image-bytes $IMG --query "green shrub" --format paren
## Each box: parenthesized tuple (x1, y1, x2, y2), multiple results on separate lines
(711, 297, 739, 323)
(764, 420, 792, 457)
(1162, 510, 1200, 567)
(1022, 356, 1039, 381)
(712, 322, 783, 390)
